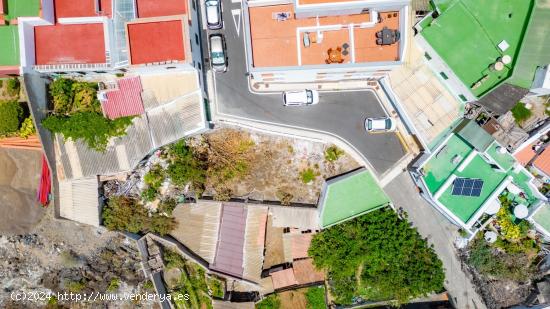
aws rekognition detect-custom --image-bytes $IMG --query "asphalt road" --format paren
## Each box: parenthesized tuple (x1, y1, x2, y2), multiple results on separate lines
(385, 172, 487, 309)
(207, 0, 406, 175)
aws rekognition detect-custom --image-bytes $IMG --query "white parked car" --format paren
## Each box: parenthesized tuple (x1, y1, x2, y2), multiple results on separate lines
(209, 34, 227, 72)
(205, 0, 222, 30)
(365, 117, 396, 133)
(282, 90, 319, 106)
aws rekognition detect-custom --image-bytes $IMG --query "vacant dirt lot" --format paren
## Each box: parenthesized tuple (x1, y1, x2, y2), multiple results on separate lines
(0, 148, 46, 235)
(199, 127, 360, 204)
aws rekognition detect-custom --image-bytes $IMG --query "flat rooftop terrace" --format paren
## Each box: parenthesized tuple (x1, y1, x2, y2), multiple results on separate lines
(248, 5, 400, 68)
(34, 23, 107, 65)
(54, 0, 112, 19)
(0, 26, 19, 66)
(320, 168, 389, 228)
(135, 0, 186, 18)
(420, 0, 534, 97)
(4, 0, 40, 20)
(127, 19, 186, 65)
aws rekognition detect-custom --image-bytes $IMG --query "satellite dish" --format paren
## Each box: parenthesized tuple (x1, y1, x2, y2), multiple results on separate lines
(485, 199, 501, 215)
(484, 231, 498, 243)
(514, 204, 528, 219)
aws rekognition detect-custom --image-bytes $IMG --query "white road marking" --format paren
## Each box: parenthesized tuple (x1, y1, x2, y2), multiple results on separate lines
(231, 8, 241, 36)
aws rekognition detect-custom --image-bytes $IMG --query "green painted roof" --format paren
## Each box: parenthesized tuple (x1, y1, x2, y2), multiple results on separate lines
(0, 26, 20, 66)
(4, 0, 41, 20)
(532, 203, 550, 234)
(421, 120, 539, 225)
(320, 169, 390, 228)
(420, 0, 534, 97)
(508, 2, 550, 88)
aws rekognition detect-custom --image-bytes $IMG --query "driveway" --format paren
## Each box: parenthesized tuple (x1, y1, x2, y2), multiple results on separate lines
(385, 172, 487, 309)
(207, 0, 406, 175)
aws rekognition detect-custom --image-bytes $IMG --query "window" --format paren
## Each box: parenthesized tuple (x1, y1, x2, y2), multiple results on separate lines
(459, 94, 467, 102)
(424, 52, 432, 60)
(192, 0, 196, 11)
(189, 40, 193, 52)
(195, 33, 199, 45)
(198, 62, 202, 70)
(439, 72, 448, 80)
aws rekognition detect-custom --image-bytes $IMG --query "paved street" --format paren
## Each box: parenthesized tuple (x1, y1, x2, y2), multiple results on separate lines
(207, 0, 406, 175)
(385, 172, 487, 309)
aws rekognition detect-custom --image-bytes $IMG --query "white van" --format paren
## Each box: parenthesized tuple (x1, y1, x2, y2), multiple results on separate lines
(282, 90, 319, 106)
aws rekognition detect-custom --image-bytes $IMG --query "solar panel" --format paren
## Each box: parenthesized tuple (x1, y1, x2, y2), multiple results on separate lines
(451, 178, 484, 197)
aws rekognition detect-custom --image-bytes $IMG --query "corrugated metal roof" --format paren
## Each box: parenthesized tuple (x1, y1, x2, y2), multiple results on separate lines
(169, 201, 222, 264)
(101, 77, 145, 119)
(243, 205, 268, 282)
(59, 177, 101, 226)
(56, 71, 206, 180)
(293, 258, 324, 285)
(454, 119, 494, 152)
(534, 148, 550, 176)
(270, 268, 298, 290)
(270, 206, 319, 229)
(211, 203, 248, 277)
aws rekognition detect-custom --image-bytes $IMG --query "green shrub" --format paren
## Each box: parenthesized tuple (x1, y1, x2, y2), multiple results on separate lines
(0, 100, 23, 135)
(159, 198, 177, 216)
(65, 280, 86, 293)
(167, 140, 206, 188)
(19, 117, 35, 138)
(102, 196, 177, 235)
(163, 249, 187, 269)
(107, 278, 120, 292)
(300, 168, 316, 184)
(42, 112, 133, 152)
(141, 186, 158, 202)
(71, 82, 101, 113)
(6, 78, 20, 97)
(207, 277, 225, 298)
(256, 295, 280, 309)
(306, 286, 326, 309)
(511, 102, 532, 124)
(50, 78, 75, 114)
(143, 280, 154, 290)
(144, 164, 165, 190)
(324, 145, 344, 162)
(308, 208, 444, 305)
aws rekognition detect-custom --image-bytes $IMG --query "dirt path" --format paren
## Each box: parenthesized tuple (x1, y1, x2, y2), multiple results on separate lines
(0, 148, 46, 235)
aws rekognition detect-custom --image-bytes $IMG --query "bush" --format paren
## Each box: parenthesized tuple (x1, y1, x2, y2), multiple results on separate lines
(144, 164, 166, 190)
(256, 295, 280, 309)
(300, 168, 317, 184)
(71, 82, 101, 113)
(511, 102, 532, 125)
(308, 208, 444, 304)
(0, 100, 23, 135)
(50, 78, 75, 114)
(42, 112, 134, 151)
(207, 276, 225, 298)
(6, 78, 20, 97)
(496, 207, 524, 241)
(102, 196, 177, 235)
(65, 280, 86, 293)
(19, 117, 35, 138)
(163, 249, 187, 269)
(306, 286, 326, 309)
(468, 237, 535, 282)
(143, 280, 154, 291)
(159, 198, 177, 216)
(324, 145, 344, 162)
(276, 189, 293, 206)
(141, 186, 158, 202)
(167, 140, 206, 188)
(107, 278, 120, 292)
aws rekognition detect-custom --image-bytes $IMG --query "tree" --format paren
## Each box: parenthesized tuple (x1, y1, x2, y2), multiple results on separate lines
(6, 78, 20, 97)
(308, 208, 445, 305)
(42, 112, 134, 151)
(49, 78, 75, 114)
(0, 100, 23, 135)
(71, 82, 101, 113)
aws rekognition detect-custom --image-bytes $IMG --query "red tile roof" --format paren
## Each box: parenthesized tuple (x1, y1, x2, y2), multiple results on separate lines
(292, 258, 324, 285)
(514, 142, 537, 166)
(291, 233, 313, 260)
(136, 0, 186, 18)
(100, 77, 145, 119)
(534, 148, 550, 176)
(270, 268, 298, 289)
(211, 203, 247, 277)
(34, 23, 107, 65)
(127, 20, 186, 65)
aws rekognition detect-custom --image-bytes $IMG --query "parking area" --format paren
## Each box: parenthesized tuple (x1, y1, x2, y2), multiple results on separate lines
(205, 0, 406, 175)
